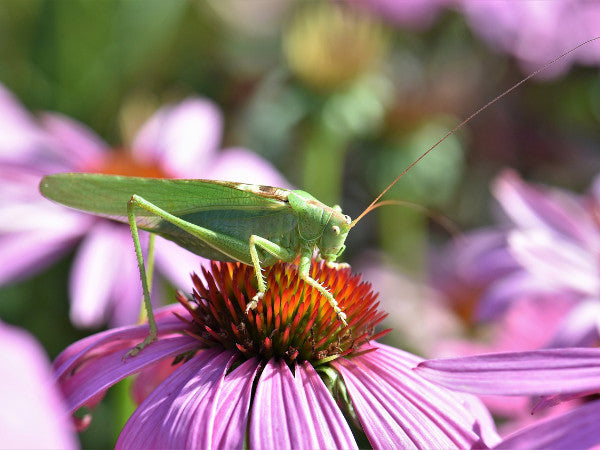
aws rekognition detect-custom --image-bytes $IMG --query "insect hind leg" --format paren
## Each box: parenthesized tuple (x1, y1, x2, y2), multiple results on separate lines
(125, 195, 159, 358)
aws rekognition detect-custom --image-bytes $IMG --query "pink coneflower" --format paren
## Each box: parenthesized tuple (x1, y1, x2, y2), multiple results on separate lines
(0, 83, 289, 328)
(415, 348, 600, 448)
(54, 260, 499, 448)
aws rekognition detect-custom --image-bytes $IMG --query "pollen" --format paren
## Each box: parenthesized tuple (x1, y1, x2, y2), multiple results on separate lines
(176, 260, 390, 365)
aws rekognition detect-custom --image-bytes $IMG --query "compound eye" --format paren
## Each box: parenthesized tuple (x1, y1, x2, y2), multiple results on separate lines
(343, 215, 351, 224)
(332, 225, 340, 235)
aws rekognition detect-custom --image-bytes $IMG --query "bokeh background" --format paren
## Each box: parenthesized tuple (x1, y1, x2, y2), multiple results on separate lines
(1, 0, 600, 447)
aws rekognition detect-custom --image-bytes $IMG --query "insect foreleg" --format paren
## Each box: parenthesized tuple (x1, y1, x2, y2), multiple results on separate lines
(246, 235, 295, 312)
(298, 251, 348, 327)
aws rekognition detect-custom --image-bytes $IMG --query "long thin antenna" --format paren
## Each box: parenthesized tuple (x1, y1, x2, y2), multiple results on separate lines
(350, 36, 600, 228)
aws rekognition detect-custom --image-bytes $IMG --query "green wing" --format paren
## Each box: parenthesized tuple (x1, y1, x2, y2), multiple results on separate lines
(39, 173, 291, 224)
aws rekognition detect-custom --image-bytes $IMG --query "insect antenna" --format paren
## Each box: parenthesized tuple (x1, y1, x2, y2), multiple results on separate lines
(350, 36, 600, 229)
(357, 199, 461, 238)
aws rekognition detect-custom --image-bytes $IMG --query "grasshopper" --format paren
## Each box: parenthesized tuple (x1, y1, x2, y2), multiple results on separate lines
(40, 175, 355, 353)
(39, 37, 599, 355)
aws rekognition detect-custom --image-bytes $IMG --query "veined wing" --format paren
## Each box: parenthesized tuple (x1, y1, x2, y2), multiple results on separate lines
(39, 173, 291, 226)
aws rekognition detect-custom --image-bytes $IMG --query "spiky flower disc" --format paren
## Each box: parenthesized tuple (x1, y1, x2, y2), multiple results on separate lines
(176, 260, 389, 366)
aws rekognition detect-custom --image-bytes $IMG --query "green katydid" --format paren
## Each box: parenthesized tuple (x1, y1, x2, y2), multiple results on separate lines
(39, 174, 355, 354)
(38, 36, 599, 356)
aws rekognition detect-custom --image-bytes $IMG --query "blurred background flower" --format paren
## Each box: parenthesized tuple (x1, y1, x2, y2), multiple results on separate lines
(0, 89, 289, 330)
(1, 0, 600, 447)
(0, 320, 78, 450)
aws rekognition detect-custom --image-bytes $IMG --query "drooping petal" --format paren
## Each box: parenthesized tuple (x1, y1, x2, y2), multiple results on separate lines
(494, 400, 600, 450)
(0, 83, 57, 166)
(204, 147, 293, 189)
(210, 357, 260, 449)
(415, 348, 600, 396)
(0, 321, 78, 450)
(493, 169, 594, 243)
(250, 359, 357, 449)
(60, 335, 199, 413)
(69, 222, 132, 328)
(116, 349, 233, 450)
(53, 304, 188, 379)
(249, 359, 309, 449)
(40, 112, 108, 169)
(108, 237, 150, 328)
(0, 167, 92, 284)
(508, 229, 599, 296)
(492, 293, 577, 351)
(296, 361, 358, 449)
(476, 270, 562, 321)
(547, 298, 600, 348)
(333, 343, 499, 449)
(0, 230, 80, 284)
(132, 98, 223, 178)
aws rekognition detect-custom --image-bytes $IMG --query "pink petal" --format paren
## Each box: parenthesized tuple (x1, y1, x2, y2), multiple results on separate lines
(0, 167, 92, 284)
(508, 229, 599, 295)
(209, 358, 261, 448)
(131, 357, 183, 405)
(53, 304, 187, 378)
(69, 222, 132, 328)
(415, 348, 600, 396)
(40, 112, 108, 169)
(60, 335, 199, 413)
(204, 147, 293, 189)
(107, 238, 150, 328)
(477, 270, 567, 321)
(333, 343, 500, 448)
(250, 359, 355, 449)
(116, 349, 233, 450)
(492, 293, 577, 351)
(132, 98, 223, 178)
(493, 169, 594, 243)
(547, 299, 600, 348)
(296, 362, 358, 449)
(0, 230, 80, 284)
(249, 359, 306, 448)
(495, 400, 600, 450)
(0, 322, 78, 450)
(0, 83, 56, 165)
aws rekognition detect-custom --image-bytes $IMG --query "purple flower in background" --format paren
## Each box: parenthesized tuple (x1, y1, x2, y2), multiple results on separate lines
(459, 0, 600, 77)
(431, 229, 580, 349)
(430, 230, 577, 420)
(491, 170, 600, 347)
(0, 320, 78, 449)
(0, 83, 289, 328)
(54, 260, 499, 448)
(433, 170, 600, 349)
(415, 348, 600, 448)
